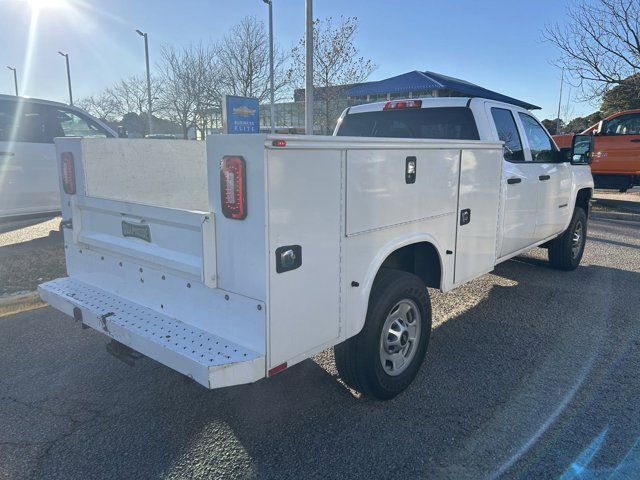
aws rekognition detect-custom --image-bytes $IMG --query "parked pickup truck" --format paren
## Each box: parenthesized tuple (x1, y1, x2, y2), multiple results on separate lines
(554, 109, 640, 191)
(39, 97, 593, 400)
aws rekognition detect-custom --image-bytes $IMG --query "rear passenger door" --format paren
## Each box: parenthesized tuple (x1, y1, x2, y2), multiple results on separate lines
(517, 113, 571, 239)
(488, 106, 539, 257)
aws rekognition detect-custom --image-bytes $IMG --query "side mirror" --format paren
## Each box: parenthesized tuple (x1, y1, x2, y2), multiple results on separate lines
(570, 134, 593, 165)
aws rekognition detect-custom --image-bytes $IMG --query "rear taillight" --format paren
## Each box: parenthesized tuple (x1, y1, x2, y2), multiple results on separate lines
(60, 152, 76, 195)
(383, 99, 422, 110)
(220, 156, 247, 220)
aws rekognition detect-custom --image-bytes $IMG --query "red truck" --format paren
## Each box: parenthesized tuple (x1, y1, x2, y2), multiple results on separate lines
(554, 109, 640, 191)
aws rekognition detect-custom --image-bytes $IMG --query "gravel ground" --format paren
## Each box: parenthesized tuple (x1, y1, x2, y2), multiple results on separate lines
(0, 217, 639, 479)
(0, 217, 64, 297)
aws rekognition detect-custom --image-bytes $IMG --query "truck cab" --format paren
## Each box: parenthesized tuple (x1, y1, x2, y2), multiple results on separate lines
(553, 109, 640, 191)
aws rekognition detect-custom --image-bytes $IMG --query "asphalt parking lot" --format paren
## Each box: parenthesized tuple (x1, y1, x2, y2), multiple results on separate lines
(0, 216, 63, 297)
(1, 215, 639, 479)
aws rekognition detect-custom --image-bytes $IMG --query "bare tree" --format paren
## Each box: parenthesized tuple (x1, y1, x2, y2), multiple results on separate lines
(289, 16, 376, 133)
(156, 44, 217, 139)
(214, 16, 289, 105)
(76, 92, 118, 122)
(78, 76, 162, 135)
(108, 75, 161, 124)
(544, 0, 640, 99)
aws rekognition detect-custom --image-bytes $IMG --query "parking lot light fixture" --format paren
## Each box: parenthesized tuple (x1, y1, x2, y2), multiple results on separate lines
(58, 51, 73, 105)
(136, 29, 153, 135)
(6, 66, 18, 96)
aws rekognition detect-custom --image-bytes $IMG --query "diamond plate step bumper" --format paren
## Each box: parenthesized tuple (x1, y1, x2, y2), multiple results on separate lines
(39, 277, 265, 389)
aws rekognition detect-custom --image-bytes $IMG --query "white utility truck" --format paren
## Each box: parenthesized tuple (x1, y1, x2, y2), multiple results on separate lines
(39, 97, 594, 399)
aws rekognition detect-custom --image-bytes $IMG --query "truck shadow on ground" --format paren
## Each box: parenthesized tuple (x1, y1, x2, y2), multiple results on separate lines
(7, 257, 640, 479)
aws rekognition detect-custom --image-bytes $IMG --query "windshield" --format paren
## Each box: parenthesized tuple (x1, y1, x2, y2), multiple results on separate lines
(335, 106, 480, 140)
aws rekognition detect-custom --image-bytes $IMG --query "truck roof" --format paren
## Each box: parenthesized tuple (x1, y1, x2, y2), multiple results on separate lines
(0, 93, 79, 109)
(346, 97, 528, 115)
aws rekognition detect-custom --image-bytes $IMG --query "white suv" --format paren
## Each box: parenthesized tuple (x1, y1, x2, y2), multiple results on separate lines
(0, 95, 117, 219)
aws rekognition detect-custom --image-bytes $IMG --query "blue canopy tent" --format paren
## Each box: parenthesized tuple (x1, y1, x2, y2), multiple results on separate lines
(346, 70, 540, 110)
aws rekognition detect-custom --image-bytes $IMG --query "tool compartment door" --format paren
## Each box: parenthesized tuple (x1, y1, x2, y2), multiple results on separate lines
(454, 148, 503, 285)
(266, 147, 343, 369)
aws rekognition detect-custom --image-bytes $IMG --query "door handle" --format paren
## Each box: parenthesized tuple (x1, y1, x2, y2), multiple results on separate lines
(0, 151, 15, 156)
(539, 175, 551, 181)
(630, 139, 640, 143)
(507, 177, 521, 184)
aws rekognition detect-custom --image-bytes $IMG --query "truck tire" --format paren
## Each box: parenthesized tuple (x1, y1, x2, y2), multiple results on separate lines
(334, 269, 432, 400)
(548, 207, 587, 271)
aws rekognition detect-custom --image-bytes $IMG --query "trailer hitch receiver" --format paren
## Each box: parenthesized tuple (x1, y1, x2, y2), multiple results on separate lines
(106, 339, 145, 367)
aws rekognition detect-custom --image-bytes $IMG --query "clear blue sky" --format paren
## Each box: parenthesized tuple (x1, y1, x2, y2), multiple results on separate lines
(0, 0, 597, 120)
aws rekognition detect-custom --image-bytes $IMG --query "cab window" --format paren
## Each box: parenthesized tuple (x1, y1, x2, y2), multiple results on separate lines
(47, 107, 111, 139)
(0, 100, 112, 143)
(336, 107, 480, 140)
(0, 100, 48, 143)
(490, 107, 524, 162)
(603, 113, 640, 135)
(518, 113, 556, 163)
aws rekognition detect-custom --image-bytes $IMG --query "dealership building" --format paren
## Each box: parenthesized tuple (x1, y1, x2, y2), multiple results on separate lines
(259, 70, 538, 134)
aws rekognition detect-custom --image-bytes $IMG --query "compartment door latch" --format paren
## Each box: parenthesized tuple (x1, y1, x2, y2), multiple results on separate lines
(460, 209, 471, 226)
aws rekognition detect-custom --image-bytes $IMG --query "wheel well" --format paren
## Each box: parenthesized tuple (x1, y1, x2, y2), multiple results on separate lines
(576, 188, 592, 213)
(378, 242, 442, 289)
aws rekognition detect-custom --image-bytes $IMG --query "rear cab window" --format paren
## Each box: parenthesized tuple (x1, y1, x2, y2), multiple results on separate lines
(336, 107, 480, 140)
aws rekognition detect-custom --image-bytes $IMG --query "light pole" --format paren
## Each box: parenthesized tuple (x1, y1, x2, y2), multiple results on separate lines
(305, 0, 313, 135)
(555, 67, 564, 135)
(58, 51, 73, 105)
(136, 29, 153, 136)
(262, 0, 275, 134)
(6, 66, 18, 96)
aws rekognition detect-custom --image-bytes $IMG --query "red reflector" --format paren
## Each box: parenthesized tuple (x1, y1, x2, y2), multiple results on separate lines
(60, 152, 76, 195)
(220, 155, 247, 220)
(272, 139, 286, 147)
(268, 362, 287, 377)
(383, 99, 422, 110)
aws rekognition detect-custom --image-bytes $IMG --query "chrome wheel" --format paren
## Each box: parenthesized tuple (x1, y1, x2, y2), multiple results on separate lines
(572, 221, 584, 258)
(379, 299, 421, 376)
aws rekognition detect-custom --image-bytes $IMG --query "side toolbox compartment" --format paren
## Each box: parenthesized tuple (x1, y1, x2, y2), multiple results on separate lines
(265, 145, 344, 370)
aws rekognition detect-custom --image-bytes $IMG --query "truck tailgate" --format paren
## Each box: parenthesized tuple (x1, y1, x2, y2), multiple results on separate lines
(70, 196, 215, 283)
(42, 137, 267, 389)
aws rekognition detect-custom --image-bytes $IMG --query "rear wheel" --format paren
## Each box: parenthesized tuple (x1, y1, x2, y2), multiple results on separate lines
(334, 269, 431, 400)
(548, 206, 587, 271)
